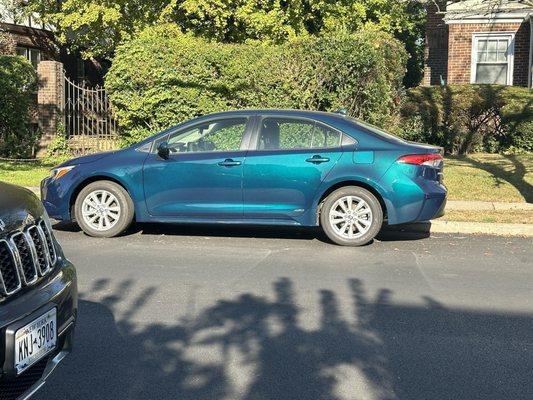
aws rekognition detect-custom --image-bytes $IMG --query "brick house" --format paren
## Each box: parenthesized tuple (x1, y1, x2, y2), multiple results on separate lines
(1, 5, 111, 155)
(424, 0, 533, 88)
(0, 5, 105, 84)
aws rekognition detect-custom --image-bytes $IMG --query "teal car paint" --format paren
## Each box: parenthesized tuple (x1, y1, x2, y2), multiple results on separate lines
(41, 109, 447, 241)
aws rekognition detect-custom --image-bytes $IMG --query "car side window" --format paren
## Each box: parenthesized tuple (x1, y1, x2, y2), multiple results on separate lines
(258, 118, 341, 150)
(166, 118, 248, 153)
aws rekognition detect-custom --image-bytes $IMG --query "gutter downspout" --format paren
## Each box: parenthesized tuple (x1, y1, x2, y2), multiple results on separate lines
(529, 14, 533, 88)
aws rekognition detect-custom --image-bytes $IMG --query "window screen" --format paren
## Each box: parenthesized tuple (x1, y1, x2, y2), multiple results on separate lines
(474, 36, 511, 85)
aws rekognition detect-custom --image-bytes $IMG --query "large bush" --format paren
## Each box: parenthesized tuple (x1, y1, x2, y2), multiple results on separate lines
(0, 56, 38, 158)
(106, 24, 407, 145)
(400, 85, 533, 154)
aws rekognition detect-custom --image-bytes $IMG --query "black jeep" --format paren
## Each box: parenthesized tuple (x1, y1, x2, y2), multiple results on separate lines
(0, 182, 77, 400)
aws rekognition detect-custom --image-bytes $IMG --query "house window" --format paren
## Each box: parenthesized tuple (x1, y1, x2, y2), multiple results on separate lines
(76, 59, 86, 82)
(16, 46, 42, 69)
(471, 34, 514, 85)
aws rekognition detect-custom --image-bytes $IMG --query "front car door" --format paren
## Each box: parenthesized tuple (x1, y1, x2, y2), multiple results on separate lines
(243, 116, 344, 222)
(143, 116, 253, 219)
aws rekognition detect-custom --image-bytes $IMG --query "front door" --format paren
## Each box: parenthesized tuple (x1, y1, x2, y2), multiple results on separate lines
(143, 117, 252, 218)
(243, 116, 343, 221)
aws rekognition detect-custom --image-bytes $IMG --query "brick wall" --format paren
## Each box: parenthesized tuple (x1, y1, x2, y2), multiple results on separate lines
(37, 61, 64, 157)
(447, 20, 531, 86)
(423, 2, 449, 86)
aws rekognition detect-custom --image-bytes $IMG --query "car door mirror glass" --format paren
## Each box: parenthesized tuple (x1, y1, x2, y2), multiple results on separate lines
(157, 141, 170, 159)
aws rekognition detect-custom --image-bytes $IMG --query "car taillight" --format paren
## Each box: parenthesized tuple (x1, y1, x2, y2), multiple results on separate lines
(397, 153, 443, 168)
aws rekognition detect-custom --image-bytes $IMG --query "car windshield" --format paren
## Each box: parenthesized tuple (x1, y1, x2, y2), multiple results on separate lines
(348, 117, 407, 144)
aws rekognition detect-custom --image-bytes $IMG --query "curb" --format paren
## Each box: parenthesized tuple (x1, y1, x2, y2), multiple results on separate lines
(387, 221, 533, 237)
(446, 200, 533, 211)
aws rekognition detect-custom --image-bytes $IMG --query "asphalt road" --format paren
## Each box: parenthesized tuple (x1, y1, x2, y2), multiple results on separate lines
(34, 223, 532, 400)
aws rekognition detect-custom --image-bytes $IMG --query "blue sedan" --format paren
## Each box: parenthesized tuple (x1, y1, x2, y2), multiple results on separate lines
(41, 110, 447, 246)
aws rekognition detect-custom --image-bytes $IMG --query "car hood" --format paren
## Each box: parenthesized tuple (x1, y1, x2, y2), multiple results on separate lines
(60, 151, 117, 167)
(0, 182, 44, 237)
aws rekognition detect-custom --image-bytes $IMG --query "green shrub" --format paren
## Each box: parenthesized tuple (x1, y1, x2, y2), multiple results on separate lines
(44, 123, 75, 165)
(106, 24, 407, 146)
(0, 56, 38, 157)
(400, 85, 533, 154)
(284, 30, 407, 127)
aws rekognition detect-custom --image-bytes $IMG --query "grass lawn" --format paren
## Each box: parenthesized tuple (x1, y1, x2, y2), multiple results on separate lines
(444, 153, 532, 203)
(1, 153, 532, 204)
(0, 161, 53, 188)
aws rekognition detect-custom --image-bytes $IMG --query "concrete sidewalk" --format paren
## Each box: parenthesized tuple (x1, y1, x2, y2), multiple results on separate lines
(388, 220, 533, 237)
(447, 200, 533, 211)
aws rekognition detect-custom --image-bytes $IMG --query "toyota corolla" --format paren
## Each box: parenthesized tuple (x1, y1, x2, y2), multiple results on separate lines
(41, 110, 446, 246)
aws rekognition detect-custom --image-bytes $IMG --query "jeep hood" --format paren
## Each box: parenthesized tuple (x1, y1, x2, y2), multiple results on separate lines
(0, 182, 44, 237)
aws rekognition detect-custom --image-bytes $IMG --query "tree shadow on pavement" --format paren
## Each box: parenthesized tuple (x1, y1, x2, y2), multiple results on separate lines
(36, 277, 533, 400)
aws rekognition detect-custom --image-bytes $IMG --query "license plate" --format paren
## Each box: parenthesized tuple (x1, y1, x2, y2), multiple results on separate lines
(14, 309, 57, 375)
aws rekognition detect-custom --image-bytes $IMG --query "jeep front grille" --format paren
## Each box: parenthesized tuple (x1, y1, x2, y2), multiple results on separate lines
(0, 241, 21, 295)
(39, 220, 57, 265)
(11, 233, 38, 285)
(0, 221, 57, 297)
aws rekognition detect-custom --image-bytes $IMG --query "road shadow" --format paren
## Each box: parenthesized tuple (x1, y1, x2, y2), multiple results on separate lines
(36, 278, 533, 400)
(376, 222, 431, 241)
(134, 223, 325, 242)
(52, 220, 432, 243)
(51, 221, 81, 233)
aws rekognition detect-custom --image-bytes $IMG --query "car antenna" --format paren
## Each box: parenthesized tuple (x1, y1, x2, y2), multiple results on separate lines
(334, 108, 347, 116)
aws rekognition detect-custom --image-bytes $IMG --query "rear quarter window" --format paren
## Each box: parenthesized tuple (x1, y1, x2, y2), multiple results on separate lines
(349, 118, 406, 144)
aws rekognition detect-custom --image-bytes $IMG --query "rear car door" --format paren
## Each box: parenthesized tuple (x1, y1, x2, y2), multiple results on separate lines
(243, 116, 344, 221)
(143, 116, 253, 218)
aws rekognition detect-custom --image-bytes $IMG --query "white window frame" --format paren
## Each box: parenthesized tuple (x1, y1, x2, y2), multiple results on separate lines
(15, 46, 42, 69)
(470, 32, 515, 85)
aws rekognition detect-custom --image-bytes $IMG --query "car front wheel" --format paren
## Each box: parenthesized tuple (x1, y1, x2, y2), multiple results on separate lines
(74, 181, 134, 238)
(320, 186, 383, 246)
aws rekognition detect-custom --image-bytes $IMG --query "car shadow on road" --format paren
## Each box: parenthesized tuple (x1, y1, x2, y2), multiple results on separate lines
(36, 277, 533, 400)
(52, 221, 432, 243)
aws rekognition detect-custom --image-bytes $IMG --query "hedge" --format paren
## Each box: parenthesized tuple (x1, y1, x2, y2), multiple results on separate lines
(105, 24, 407, 145)
(0, 56, 37, 158)
(399, 85, 533, 154)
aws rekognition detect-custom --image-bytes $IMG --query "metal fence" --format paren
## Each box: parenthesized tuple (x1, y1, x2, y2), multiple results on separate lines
(63, 75, 120, 155)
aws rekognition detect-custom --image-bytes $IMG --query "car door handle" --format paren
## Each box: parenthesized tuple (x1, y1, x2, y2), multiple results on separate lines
(306, 155, 330, 164)
(218, 159, 242, 167)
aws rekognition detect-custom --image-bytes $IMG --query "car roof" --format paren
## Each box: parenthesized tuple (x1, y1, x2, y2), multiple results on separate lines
(203, 109, 348, 123)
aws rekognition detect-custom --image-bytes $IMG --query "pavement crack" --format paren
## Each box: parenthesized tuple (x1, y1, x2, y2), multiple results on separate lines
(411, 250, 434, 291)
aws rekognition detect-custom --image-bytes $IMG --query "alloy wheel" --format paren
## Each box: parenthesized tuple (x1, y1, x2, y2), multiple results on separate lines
(81, 190, 121, 232)
(328, 195, 373, 239)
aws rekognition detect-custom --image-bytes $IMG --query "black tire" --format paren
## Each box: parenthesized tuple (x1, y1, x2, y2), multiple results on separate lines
(74, 181, 134, 238)
(319, 186, 383, 246)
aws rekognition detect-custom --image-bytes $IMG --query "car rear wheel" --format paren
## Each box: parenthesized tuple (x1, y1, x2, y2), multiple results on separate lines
(320, 186, 383, 246)
(74, 181, 134, 238)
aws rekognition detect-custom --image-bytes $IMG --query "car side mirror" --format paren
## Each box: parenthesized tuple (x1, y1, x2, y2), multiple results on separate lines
(157, 141, 170, 160)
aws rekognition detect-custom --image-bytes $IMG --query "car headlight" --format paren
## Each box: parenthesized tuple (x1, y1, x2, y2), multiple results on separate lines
(50, 165, 76, 180)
